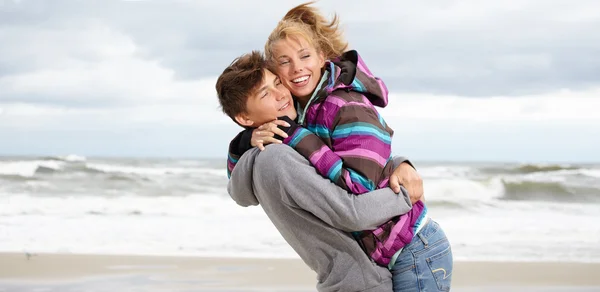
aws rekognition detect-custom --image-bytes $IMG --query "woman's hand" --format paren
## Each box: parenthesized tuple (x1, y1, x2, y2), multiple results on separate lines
(252, 119, 291, 151)
(389, 162, 424, 204)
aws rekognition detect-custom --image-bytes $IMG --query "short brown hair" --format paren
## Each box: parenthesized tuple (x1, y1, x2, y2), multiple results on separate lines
(215, 51, 266, 126)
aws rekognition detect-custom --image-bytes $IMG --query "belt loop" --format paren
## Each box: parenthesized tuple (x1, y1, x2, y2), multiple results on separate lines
(418, 232, 428, 246)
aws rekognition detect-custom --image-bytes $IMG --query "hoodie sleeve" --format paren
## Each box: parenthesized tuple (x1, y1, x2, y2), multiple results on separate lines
(226, 128, 254, 179)
(282, 94, 394, 194)
(227, 147, 260, 207)
(252, 145, 413, 231)
(227, 145, 414, 231)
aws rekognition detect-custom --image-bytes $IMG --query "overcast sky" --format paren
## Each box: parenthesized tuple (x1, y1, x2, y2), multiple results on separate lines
(1, 0, 599, 162)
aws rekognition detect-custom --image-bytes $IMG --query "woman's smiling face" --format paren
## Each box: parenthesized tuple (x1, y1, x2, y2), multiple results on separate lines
(271, 36, 325, 103)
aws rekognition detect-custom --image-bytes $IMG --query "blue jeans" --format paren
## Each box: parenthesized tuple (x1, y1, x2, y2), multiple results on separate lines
(391, 219, 453, 292)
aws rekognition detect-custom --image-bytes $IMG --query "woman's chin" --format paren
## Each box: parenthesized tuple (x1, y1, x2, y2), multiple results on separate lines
(292, 89, 311, 100)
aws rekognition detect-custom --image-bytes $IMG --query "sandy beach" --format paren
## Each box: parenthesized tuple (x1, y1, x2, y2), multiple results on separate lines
(0, 253, 599, 292)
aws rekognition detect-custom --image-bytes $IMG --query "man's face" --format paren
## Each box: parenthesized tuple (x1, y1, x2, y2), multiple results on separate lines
(236, 69, 297, 127)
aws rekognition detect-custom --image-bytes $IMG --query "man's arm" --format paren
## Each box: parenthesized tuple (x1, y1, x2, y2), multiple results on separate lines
(226, 129, 254, 179)
(230, 145, 414, 232)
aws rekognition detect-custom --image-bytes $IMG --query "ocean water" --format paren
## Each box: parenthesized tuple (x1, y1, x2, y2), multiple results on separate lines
(1, 155, 599, 263)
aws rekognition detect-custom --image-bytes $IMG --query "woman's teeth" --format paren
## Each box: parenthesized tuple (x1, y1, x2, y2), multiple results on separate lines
(292, 76, 309, 83)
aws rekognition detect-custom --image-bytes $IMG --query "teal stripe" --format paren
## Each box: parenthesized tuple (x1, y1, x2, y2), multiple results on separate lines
(413, 206, 429, 234)
(327, 160, 342, 181)
(352, 79, 366, 93)
(348, 169, 375, 191)
(332, 123, 391, 143)
(306, 124, 331, 138)
(288, 128, 311, 148)
(228, 154, 238, 163)
(299, 71, 329, 124)
(327, 62, 336, 88)
(378, 113, 387, 128)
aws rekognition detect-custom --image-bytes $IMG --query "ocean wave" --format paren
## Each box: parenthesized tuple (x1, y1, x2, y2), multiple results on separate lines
(516, 164, 580, 173)
(84, 163, 225, 178)
(0, 158, 226, 182)
(424, 200, 466, 209)
(418, 166, 475, 179)
(484, 164, 580, 174)
(0, 194, 238, 217)
(501, 180, 600, 203)
(424, 178, 504, 203)
(0, 174, 39, 182)
(40, 155, 87, 162)
(580, 169, 600, 178)
(105, 173, 148, 182)
(0, 161, 65, 177)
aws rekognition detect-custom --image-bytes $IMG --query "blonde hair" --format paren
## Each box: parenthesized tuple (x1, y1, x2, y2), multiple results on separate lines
(265, 1, 348, 62)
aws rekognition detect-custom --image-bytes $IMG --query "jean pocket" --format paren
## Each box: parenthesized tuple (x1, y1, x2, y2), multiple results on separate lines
(425, 244, 453, 291)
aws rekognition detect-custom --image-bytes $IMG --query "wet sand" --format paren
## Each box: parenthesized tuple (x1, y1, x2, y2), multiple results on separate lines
(0, 253, 598, 291)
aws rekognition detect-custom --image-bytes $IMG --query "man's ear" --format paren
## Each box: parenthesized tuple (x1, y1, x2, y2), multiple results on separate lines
(234, 113, 255, 127)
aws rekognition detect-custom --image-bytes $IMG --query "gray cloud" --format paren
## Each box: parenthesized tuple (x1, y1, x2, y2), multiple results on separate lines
(345, 12, 600, 96)
(1, 0, 599, 108)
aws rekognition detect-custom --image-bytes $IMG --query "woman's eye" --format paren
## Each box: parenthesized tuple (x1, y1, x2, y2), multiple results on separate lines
(301, 55, 310, 59)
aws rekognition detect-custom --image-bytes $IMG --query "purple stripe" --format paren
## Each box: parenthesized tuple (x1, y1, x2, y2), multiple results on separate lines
(314, 100, 341, 126)
(370, 248, 383, 264)
(340, 170, 370, 194)
(324, 95, 347, 107)
(377, 178, 390, 189)
(372, 228, 384, 236)
(312, 152, 340, 178)
(328, 94, 375, 110)
(334, 136, 391, 152)
(308, 145, 330, 166)
(335, 148, 387, 166)
(376, 78, 389, 105)
(346, 101, 373, 109)
(384, 215, 410, 250)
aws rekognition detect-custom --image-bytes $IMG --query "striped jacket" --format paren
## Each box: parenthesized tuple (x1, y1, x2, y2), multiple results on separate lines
(227, 50, 425, 266)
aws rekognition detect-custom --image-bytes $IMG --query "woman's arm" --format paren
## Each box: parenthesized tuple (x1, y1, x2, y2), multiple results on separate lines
(277, 96, 393, 194)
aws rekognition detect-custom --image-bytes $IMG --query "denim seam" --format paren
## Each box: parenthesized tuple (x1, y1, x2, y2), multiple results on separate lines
(413, 237, 449, 256)
(427, 245, 452, 262)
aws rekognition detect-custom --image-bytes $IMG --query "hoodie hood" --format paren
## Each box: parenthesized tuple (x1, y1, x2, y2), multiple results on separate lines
(319, 50, 389, 108)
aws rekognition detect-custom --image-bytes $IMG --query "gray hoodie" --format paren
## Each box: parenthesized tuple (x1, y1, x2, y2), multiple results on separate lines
(228, 145, 414, 292)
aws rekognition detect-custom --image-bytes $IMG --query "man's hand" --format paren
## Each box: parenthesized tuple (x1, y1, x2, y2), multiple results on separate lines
(389, 162, 424, 204)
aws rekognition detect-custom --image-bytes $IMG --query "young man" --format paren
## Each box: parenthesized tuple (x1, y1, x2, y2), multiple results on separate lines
(216, 51, 423, 292)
